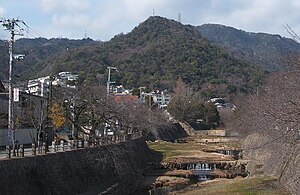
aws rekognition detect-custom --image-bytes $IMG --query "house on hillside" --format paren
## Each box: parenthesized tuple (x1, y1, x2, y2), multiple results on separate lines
(111, 85, 132, 95)
(27, 76, 51, 97)
(53, 72, 78, 88)
(140, 91, 171, 109)
(27, 72, 79, 96)
(58, 72, 78, 82)
(152, 91, 171, 109)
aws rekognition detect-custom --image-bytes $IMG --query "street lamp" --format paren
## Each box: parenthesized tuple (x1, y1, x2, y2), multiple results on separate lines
(107, 67, 118, 97)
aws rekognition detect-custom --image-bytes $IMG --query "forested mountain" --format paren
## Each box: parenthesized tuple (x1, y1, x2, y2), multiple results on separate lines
(1, 16, 271, 97)
(0, 37, 98, 80)
(20, 16, 263, 97)
(197, 24, 300, 71)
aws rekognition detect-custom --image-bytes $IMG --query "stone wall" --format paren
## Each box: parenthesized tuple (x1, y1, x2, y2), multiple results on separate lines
(0, 138, 150, 195)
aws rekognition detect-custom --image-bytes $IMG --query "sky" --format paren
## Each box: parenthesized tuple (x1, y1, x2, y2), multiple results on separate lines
(0, 0, 300, 41)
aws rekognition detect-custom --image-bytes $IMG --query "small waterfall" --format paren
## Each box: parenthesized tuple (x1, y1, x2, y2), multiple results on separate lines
(188, 163, 214, 171)
(218, 150, 241, 159)
(185, 163, 216, 181)
(186, 163, 216, 171)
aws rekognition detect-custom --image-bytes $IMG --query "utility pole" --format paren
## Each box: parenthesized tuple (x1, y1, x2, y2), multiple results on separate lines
(0, 18, 24, 149)
(107, 67, 118, 98)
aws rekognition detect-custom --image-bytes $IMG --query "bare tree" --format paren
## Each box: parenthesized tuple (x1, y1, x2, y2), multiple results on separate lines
(233, 71, 300, 193)
(18, 95, 48, 152)
(56, 84, 161, 143)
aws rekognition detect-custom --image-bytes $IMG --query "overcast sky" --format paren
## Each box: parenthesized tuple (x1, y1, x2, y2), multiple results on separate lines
(0, 0, 300, 41)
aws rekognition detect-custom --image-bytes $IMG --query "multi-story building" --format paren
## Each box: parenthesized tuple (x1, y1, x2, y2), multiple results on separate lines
(152, 92, 171, 108)
(27, 76, 51, 97)
(27, 72, 78, 96)
(53, 72, 78, 88)
(140, 90, 171, 109)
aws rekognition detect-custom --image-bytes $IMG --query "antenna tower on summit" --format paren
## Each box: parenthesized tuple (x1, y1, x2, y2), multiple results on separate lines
(178, 13, 182, 23)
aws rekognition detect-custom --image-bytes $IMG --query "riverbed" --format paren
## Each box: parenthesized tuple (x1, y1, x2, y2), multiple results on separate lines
(134, 130, 291, 195)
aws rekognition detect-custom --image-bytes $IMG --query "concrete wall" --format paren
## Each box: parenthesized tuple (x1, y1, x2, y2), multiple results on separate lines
(0, 128, 37, 146)
(0, 138, 150, 195)
(243, 133, 300, 195)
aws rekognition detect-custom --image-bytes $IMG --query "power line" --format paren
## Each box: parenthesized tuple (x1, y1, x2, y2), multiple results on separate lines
(21, 21, 44, 38)
(284, 23, 300, 43)
(1, 19, 45, 39)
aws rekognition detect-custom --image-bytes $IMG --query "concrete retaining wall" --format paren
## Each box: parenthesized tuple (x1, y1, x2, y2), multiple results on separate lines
(243, 133, 300, 195)
(147, 123, 188, 141)
(0, 138, 150, 195)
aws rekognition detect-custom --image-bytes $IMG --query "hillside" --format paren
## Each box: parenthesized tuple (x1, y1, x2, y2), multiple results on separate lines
(30, 16, 263, 96)
(0, 37, 98, 80)
(197, 24, 300, 71)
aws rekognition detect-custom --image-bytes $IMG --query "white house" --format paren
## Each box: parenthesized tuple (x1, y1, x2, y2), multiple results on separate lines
(27, 76, 51, 97)
(53, 72, 78, 87)
(140, 91, 171, 108)
(152, 92, 171, 108)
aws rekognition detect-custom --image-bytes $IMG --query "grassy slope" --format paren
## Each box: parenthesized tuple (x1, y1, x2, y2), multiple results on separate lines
(147, 138, 240, 161)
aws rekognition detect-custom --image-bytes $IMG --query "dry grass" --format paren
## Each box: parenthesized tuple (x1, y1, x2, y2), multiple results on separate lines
(146, 136, 290, 195)
(147, 139, 239, 162)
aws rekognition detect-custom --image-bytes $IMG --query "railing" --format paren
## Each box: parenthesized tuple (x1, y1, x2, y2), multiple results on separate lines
(0, 131, 144, 160)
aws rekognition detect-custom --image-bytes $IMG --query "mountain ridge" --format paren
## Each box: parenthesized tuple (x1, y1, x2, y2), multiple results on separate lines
(4, 16, 298, 96)
(197, 23, 300, 71)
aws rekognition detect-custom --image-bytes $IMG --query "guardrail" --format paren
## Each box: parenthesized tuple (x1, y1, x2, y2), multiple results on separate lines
(0, 131, 144, 160)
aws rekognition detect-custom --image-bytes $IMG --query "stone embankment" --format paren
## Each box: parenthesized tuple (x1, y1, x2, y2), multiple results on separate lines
(0, 138, 150, 195)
